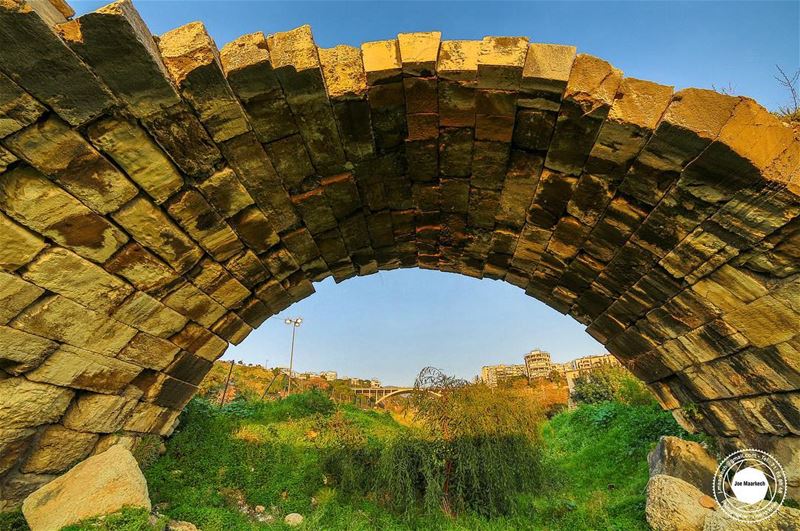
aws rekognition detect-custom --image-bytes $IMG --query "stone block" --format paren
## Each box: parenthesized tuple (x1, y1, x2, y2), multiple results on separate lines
(103, 243, 180, 294)
(4, 116, 138, 214)
(12, 295, 137, 356)
(477, 36, 529, 90)
(437, 40, 480, 82)
(397, 32, 441, 76)
(197, 167, 254, 218)
(159, 22, 250, 143)
(268, 25, 346, 174)
(0, 0, 114, 125)
(0, 325, 58, 375)
(116, 332, 180, 371)
(0, 428, 35, 475)
(0, 378, 73, 429)
(123, 401, 180, 435)
(112, 291, 188, 338)
(225, 250, 270, 289)
(188, 259, 250, 309)
(57, 0, 179, 118)
(0, 71, 45, 137)
(545, 54, 622, 176)
(362, 39, 402, 85)
(0, 270, 44, 324)
(0, 472, 56, 512)
(165, 190, 244, 262)
(0, 165, 128, 263)
(725, 295, 798, 348)
(63, 389, 141, 433)
(219, 132, 299, 233)
(21, 425, 98, 474)
(113, 196, 203, 273)
(220, 31, 297, 143)
(164, 351, 213, 385)
(26, 344, 142, 393)
(211, 312, 253, 345)
(23, 247, 133, 314)
(161, 283, 227, 328)
(319, 45, 375, 162)
(519, 43, 576, 110)
(229, 207, 281, 255)
(87, 115, 184, 204)
(170, 323, 227, 361)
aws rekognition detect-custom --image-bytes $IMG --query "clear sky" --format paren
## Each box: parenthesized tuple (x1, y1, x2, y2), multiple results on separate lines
(74, 1, 800, 385)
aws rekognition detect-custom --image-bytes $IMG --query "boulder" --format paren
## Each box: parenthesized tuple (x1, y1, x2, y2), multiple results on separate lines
(703, 500, 800, 530)
(648, 436, 718, 495)
(285, 512, 304, 526)
(22, 445, 151, 531)
(646, 474, 713, 531)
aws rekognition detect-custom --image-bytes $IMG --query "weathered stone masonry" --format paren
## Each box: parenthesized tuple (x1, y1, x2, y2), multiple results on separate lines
(0, 0, 799, 508)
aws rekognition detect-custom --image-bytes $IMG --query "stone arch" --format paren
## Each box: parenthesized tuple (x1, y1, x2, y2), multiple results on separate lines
(0, 0, 798, 508)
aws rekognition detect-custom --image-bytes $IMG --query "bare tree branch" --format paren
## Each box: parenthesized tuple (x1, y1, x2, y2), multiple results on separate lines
(775, 64, 800, 117)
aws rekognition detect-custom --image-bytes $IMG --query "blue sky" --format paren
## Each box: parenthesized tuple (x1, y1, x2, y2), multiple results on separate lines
(74, 1, 800, 385)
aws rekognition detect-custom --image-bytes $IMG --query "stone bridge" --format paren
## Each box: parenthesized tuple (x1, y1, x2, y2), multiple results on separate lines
(0, 0, 798, 508)
(352, 387, 441, 405)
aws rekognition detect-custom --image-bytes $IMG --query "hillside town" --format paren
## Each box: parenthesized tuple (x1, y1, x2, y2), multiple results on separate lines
(480, 350, 622, 392)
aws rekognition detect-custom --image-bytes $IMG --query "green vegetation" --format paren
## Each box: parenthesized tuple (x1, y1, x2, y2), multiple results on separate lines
(7, 365, 701, 531)
(571, 366, 657, 407)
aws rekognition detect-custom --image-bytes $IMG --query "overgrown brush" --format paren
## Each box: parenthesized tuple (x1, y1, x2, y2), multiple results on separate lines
(319, 368, 546, 518)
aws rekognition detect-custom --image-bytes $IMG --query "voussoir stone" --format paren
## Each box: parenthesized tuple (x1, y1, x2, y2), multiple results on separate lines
(62, 388, 141, 433)
(25, 344, 142, 394)
(22, 445, 151, 531)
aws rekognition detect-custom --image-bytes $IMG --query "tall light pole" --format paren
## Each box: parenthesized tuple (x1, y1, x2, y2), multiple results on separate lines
(284, 317, 302, 395)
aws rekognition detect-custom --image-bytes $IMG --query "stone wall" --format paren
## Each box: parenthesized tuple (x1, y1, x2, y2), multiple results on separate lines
(0, 0, 798, 508)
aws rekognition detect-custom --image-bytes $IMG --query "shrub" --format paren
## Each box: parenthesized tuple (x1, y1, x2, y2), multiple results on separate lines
(571, 366, 656, 406)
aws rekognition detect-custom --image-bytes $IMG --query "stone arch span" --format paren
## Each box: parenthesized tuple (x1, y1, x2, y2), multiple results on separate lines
(0, 0, 798, 508)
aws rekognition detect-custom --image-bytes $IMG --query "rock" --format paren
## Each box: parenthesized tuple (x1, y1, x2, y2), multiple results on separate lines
(167, 520, 198, 531)
(254, 504, 265, 513)
(645, 474, 713, 531)
(22, 445, 151, 531)
(284, 512, 304, 526)
(703, 500, 800, 530)
(20, 425, 98, 474)
(648, 436, 719, 494)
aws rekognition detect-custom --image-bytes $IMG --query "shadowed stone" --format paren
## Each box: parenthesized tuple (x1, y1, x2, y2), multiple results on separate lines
(4, 116, 139, 213)
(0, 165, 128, 263)
(0, 0, 115, 125)
(0, 71, 45, 138)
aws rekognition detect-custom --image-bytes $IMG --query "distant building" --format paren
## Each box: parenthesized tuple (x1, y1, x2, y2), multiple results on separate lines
(320, 371, 338, 381)
(480, 364, 527, 388)
(369, 379, 381, 388)
(349, 377, 361, 385)
(524, 350, 555, 380)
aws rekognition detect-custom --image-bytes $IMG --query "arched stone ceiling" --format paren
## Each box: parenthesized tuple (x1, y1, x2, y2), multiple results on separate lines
(0, 0, 799, 508)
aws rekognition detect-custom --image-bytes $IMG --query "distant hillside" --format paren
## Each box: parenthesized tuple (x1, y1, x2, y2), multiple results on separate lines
(199, 361, 373, 404)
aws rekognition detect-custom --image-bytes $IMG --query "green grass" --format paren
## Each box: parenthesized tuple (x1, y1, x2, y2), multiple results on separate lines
(12, 394, 696, 530)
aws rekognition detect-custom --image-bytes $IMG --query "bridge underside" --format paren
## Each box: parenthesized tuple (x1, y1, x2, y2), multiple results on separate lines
(0, 0, 799, 508)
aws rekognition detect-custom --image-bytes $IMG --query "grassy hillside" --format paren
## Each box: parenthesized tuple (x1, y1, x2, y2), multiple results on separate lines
(4, 389, 701, 531)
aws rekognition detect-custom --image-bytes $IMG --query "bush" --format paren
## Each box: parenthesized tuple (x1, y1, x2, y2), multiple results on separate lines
(322, 369, 546, 518)
(571, 366, 656, 406)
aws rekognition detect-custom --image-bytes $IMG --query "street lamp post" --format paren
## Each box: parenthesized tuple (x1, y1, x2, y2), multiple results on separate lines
(284, 317, 302, 395)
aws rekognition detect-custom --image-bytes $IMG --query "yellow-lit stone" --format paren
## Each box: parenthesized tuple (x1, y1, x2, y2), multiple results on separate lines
(0, 378, 74, 429)
(4, 116, 139, 214)
(23, 247, 133, 313)
(397, 32, 441, 76)
(87, 116, 184, 204)
(20, 426, 98, 474)
(26, 344, 142, 394)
